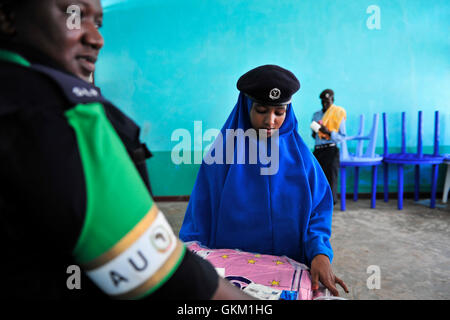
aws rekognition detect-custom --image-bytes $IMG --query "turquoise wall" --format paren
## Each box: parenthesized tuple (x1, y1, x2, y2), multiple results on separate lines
(97, 0, 450, 196)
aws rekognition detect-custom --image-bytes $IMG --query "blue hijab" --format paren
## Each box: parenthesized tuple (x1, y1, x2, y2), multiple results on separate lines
(179, 93, 334, 265)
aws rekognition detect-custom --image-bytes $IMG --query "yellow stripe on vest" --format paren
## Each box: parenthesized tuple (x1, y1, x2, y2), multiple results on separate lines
(82, 205, 159, 271)
(83, 206, 186, 298)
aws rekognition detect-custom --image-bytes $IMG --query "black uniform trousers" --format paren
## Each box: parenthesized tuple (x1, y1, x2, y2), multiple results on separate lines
(313, 145, 340, 205)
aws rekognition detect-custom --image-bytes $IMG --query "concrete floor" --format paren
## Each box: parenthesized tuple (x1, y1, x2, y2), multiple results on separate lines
(157, 198, 450, 300)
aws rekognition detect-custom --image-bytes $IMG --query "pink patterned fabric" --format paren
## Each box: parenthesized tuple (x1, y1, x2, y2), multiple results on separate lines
(187, 242, 325, 300)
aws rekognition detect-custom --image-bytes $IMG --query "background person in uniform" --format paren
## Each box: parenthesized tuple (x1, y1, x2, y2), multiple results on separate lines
(311, 89, 347, 205)
(0, 0, 250, 299)
(180, 65, 349, 297)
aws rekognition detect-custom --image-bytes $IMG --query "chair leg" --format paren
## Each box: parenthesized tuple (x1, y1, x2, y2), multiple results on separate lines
(383, 163, 389, 202)
(430, 164, 438, 209)
(443, 164, 450, 204)
(354, 167, 359, 202)
(371, 165, 377, 209)
(398, 164, 404, 210)
(414, 165, 420, 201)
(340, 166, 346, 211)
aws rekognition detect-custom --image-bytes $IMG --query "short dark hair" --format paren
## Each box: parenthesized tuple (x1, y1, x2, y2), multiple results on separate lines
(0, 0, 31, 10)
(0, 0, 22, 6)
(0, 0, 33, 38)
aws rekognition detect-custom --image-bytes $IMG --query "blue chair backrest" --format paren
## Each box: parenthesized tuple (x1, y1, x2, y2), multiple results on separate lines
(382, 111, 440, 157)
(341, 113, 379, 160)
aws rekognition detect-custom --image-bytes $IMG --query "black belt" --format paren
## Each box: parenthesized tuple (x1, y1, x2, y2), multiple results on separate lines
(314, 143, 336, 150)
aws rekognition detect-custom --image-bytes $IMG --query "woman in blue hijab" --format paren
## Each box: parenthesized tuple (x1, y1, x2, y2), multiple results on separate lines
(180, 65, 348, 296)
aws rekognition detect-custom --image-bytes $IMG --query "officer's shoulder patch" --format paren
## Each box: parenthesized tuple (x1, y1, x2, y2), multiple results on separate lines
(31, 64, 110, 106)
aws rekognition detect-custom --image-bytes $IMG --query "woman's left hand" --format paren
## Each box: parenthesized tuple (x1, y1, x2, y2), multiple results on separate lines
(310, 254, 349, 296)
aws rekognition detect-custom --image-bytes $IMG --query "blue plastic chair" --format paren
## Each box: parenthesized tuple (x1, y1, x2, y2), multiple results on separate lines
(382, 111, 444, 209)
(340, 114, 383, 211)
(442, 154, 450, 204)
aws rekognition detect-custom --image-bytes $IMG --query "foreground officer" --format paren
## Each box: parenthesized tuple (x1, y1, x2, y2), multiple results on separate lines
(0, 0, 250, 299)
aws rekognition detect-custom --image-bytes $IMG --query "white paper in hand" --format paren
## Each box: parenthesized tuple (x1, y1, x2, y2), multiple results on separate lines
(310, 121, 321, 133)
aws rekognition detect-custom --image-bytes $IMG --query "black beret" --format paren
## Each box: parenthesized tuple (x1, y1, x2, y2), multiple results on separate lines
(236, 65, 300, 106)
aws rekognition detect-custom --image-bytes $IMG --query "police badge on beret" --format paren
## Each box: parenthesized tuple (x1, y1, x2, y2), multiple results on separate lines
(269, 88, 281, 100)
